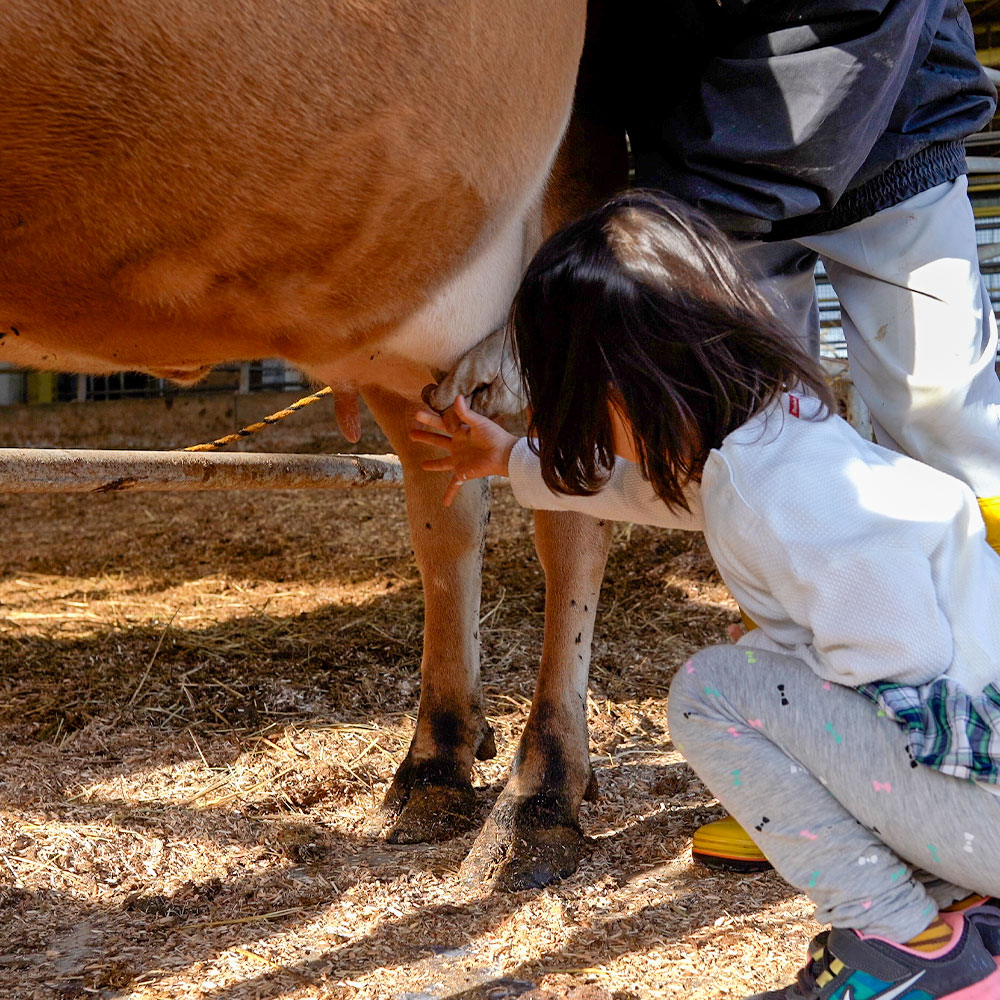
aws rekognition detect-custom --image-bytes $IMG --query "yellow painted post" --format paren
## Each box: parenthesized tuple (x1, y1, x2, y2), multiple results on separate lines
(26, 372, 55, 405)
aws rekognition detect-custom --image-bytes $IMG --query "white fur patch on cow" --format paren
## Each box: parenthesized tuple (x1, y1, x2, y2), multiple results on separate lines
(376, 200, 535, 375)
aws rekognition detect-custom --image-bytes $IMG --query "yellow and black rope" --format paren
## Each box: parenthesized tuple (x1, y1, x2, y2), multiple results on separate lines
(181, 386, 333, 452)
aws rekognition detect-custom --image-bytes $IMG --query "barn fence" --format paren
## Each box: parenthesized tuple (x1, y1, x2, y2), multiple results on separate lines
(0, 360, 308, 408)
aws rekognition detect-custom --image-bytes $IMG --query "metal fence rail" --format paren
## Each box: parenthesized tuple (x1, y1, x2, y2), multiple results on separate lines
(0, 449, 404, 494)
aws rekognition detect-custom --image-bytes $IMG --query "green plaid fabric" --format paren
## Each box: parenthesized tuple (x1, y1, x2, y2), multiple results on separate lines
(858, 679, 1000, 784)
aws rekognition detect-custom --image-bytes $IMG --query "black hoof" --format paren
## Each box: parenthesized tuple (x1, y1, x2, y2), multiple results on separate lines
(363, 777, 477, 843)
(384, 782, 477, 843)
(460, 794, 589, 892)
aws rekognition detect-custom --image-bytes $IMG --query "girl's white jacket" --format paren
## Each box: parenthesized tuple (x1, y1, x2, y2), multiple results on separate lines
(507, 392, 1000, 701)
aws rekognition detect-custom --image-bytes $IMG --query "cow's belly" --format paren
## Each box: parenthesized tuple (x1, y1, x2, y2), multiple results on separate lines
(0, 0, 584, 400)
(304, 188, 536, 400)
(0, 188, 533, 402)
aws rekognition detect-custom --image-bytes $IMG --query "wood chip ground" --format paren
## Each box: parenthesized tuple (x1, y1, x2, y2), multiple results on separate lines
(0, 392, 818, 999)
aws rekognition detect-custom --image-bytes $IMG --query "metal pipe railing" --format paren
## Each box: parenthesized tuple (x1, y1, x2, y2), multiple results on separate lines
(0, 449, 404, 494)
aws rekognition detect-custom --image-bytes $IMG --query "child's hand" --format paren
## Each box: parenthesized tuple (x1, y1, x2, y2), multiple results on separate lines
(410, 394, 519, 507)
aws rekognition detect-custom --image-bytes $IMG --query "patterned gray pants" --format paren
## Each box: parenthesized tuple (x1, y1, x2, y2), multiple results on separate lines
(667, 644, 1000, 942)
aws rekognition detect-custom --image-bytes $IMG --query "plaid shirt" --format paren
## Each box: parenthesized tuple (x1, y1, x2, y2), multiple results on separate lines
(858, 678, 1000, 785)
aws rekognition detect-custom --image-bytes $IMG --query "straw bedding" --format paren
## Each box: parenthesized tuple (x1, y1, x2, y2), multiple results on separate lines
(0, 392, 816, 999)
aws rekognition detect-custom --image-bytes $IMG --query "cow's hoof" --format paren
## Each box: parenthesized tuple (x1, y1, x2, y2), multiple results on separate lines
(363, 775, 477, 843)
(459, 793, 588, 892)
(384, 782, 478, 843)
(363, 723, 494, 843)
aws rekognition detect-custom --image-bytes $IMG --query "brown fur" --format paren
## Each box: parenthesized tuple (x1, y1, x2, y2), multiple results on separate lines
(0, 0, 584, 383)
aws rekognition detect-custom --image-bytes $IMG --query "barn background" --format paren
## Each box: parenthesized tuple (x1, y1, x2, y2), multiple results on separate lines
(3, 6, 1000, 998)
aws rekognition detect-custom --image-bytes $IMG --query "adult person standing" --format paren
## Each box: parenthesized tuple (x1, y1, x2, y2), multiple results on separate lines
(622, 0, 1000, 870)
(433, 1, 999, 555)
(628, 0, 999, 545)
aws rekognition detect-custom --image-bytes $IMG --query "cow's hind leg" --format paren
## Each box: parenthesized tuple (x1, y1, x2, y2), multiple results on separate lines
(462, 509, 612, 891)
(360, 386, 496, 843)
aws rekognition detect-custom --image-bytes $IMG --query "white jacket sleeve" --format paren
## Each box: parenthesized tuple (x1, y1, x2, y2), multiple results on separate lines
(506, 438, 704, 532)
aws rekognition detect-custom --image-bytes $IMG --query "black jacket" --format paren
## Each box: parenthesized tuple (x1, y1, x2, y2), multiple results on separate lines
(623, 0, 996, 239)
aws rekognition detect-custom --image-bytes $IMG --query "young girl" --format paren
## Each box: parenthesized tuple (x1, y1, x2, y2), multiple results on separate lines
(411, 191, 1000, 999)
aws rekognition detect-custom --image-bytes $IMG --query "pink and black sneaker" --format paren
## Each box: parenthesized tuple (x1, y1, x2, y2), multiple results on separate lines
(746, 911, 1000, 1000)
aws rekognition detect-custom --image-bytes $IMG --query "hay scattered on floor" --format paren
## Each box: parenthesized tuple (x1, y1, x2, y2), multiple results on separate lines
(0, 394, 816, 999)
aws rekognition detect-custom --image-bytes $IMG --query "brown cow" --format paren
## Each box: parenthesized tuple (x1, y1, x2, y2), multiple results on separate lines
(0, 0, 625, 890)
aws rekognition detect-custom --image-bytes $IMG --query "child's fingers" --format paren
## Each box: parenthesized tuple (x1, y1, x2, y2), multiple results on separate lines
(727, 624, 748, 643)
(409, 428, 454, 450)
(413, 409, 449, 432)
(453, 394, 483, 425)
(421, 456, 458, 473)
(442, 475, 464, 507)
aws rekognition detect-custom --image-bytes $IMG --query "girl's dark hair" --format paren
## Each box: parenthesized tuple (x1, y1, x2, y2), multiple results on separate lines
(510, 189, 836, 511)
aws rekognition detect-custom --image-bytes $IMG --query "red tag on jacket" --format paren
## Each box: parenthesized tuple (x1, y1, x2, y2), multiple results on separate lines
(788, 395, 800, 418)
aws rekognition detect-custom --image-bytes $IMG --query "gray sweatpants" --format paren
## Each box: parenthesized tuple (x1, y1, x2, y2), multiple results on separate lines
(667, 644, 1000, 942)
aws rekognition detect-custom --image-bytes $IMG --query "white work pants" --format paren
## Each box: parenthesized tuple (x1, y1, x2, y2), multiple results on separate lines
(738, 176, 1000, 496)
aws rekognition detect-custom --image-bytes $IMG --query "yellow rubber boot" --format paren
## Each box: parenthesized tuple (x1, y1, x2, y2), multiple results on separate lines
(692, 815, 772, 872)
(981, 496, 1000, 556)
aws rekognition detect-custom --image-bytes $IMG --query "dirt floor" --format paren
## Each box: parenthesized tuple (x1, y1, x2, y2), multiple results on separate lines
(0, 392, 819, 1000)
